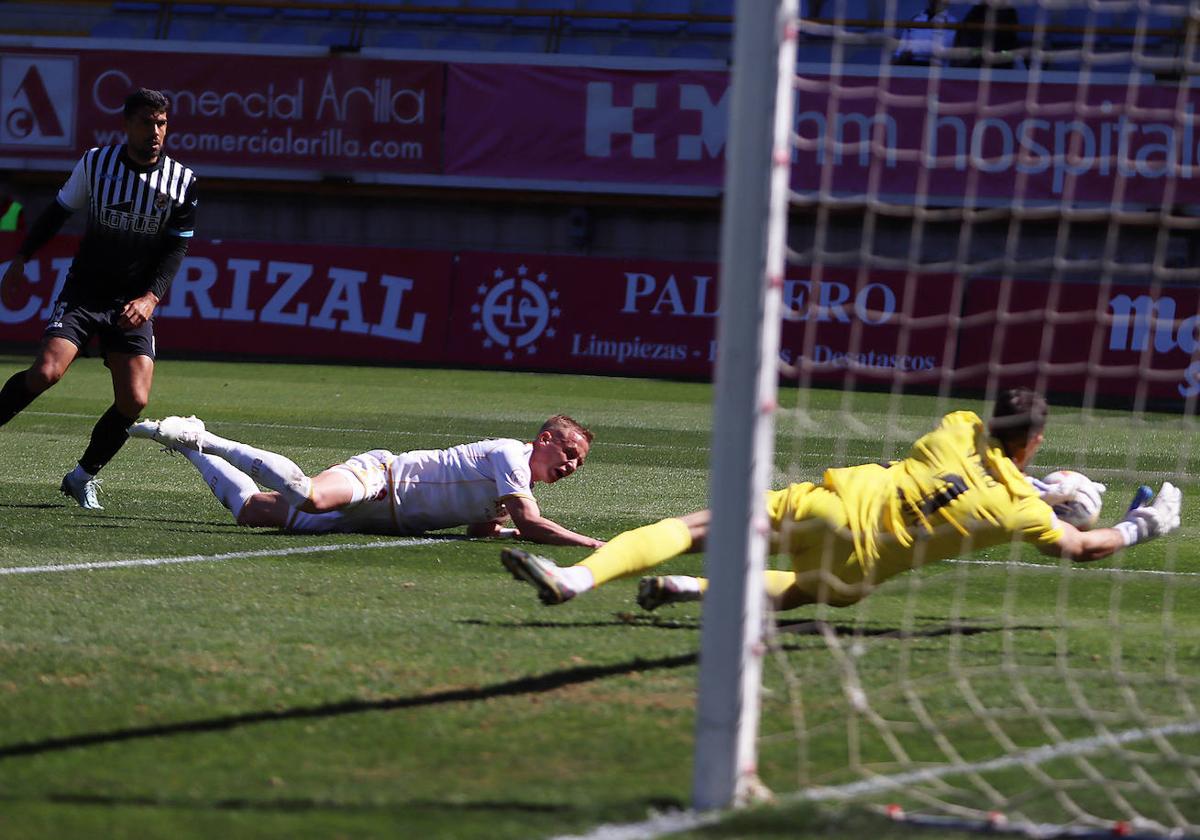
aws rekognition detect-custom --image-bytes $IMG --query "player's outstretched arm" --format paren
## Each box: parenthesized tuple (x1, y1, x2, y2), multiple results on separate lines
(502, 496, 603, 548)
(1042, 482, 1182, 563)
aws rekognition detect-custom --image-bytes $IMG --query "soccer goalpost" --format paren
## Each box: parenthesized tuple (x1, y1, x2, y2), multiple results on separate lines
(697, 0, 1200, 835)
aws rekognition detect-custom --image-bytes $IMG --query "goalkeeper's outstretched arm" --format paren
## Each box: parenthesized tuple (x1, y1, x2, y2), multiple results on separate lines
(1043, 482, 1182, 563)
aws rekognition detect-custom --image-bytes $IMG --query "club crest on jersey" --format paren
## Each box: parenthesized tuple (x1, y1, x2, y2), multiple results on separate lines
(100, 199, 161, 234)
(154, 193, 169, 210)
(471, 265, 561, 361)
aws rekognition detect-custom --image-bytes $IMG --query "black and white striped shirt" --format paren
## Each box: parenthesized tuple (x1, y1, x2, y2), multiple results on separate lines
(56, 144, 197, 304)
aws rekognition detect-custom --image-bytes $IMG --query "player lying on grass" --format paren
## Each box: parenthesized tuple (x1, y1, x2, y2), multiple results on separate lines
(500, 388, 1182, 609)
(129, 414, 603, 546)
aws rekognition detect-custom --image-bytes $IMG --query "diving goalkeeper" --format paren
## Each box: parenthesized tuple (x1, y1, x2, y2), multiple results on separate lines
(500, 388, 1182, 609)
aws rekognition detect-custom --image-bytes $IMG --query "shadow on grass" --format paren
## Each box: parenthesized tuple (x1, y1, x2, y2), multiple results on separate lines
(0, 652, 698, 761)
(0, 791, 585, 814)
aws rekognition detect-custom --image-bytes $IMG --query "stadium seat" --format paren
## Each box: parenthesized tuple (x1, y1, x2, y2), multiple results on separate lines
(570, 0, 635, 32)
(259, 24, 313, 43)
(434, 32, 485, 50)
(113, 0, 160, 11)
(668, 40, 717, 59)
(371, 29, 425, 49)
(610, 37, 657, 56)
(195, 20, 254, 41)
(90, 18, 149, 38)
(396, 0, 461, 26)
(513, 0, 576, 30)
(630, 0, 691, 34)
(318, 26, 357, 47)
(456, 0, 519, 28)
(223, 2, 276, 18)
(688, 0, 731, 37)
(171, 3, 219, 14)
(492, 34, 545, 52)
(282, 3, 333, 20)
(557, 35, 602, 54)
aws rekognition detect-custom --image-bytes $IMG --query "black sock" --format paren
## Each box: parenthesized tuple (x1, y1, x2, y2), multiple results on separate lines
(79, 405, 138, 476)
(0, 371, 39, 427)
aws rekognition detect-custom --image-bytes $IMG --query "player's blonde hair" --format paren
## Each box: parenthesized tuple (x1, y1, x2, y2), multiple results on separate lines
(540, 414, 593, 444)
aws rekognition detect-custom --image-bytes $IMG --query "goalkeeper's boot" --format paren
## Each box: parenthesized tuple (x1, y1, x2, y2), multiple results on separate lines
(128, 415, 207, 453)
(637, 576, 703, 612)
(60, 471, 103, 510)
(500, 548, 574, 605)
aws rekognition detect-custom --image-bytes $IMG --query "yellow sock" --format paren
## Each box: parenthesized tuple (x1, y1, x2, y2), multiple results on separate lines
(579, 517, 693, 586)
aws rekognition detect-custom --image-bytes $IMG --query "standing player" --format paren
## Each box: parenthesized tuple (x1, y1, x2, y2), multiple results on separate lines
(129, 413, 604, 546)
(0, 88, 197, 510)
(499, 388, 1182, 609)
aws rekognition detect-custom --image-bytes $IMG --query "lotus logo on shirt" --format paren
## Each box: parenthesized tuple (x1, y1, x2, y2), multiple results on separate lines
(100, 199, 161, 234)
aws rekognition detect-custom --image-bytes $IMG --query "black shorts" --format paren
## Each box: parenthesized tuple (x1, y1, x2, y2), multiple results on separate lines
(43, 299, 156, 359)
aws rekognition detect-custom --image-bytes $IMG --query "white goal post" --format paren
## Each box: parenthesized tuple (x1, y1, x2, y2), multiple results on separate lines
(693, 0, 799, 811)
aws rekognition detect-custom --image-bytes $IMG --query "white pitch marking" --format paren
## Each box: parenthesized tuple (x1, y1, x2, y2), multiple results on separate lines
(0, 538, 443, 576)
(946, 557, 1200, 578)
(552, 719, 1200, 840)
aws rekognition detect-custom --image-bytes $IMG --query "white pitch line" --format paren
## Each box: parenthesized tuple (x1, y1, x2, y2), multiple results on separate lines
(946, 557, 1200, 578)
(798, 718, 1200, 802)
(0, 537, 443, 576)
(554, 719, 1200, 840)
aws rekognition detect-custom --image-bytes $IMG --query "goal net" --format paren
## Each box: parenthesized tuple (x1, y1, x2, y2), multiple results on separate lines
(698, 0, 1200, 836)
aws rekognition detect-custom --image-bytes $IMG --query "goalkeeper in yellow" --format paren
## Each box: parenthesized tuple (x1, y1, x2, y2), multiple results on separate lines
(500, 388, 1182, 610)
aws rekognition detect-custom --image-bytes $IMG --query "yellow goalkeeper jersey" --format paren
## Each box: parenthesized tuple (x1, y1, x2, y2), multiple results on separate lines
(821, 410, 1063, 575)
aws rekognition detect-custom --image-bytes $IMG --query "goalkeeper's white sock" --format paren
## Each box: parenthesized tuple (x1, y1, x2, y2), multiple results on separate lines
(558, 565, 595, 595)
(195, 433, 312, 509)
(178, 448, 258, 519)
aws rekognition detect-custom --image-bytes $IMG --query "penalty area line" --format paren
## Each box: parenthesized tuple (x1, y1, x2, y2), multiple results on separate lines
(0, 537, 443, 576)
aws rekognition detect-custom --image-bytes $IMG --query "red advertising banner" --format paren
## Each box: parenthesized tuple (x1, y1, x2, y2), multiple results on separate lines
(444, 253, 956, 382)
(2, 233, 1195, 407)
(0, 234, 452, 362)
(957, 276, 1200, 402)
(0, 49, 442, 174)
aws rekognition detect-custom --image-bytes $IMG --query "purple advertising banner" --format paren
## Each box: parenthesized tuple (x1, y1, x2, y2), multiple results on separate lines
(444, 62, 1200, 204)
(444, 63, 729, 187)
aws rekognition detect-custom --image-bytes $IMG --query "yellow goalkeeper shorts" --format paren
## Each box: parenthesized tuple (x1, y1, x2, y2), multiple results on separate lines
(765, 482, 869, 607)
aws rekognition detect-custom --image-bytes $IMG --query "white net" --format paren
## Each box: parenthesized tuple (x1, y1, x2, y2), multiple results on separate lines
(757, 0, 1200, 835)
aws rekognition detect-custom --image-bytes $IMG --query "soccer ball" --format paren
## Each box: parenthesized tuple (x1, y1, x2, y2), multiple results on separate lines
(1042, 469, 1104, 530)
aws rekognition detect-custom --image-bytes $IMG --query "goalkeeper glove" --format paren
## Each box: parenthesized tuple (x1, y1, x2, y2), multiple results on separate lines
(1114, 482, 1182, 546)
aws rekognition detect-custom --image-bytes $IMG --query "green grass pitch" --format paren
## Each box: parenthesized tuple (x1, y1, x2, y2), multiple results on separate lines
(0, 355, 1196, 840)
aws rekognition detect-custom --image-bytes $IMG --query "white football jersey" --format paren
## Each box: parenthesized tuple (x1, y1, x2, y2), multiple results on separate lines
(283, 438, 535, 535)
(385, 438, 534, 532)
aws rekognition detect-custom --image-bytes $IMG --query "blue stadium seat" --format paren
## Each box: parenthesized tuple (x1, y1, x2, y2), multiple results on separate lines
(668, 40, 717, 59)
(457, 0, 519, 28)
(558, 35, 601, 53)
(397, 0, 461, 26)
(113, 0, 160, 11)
(630, 0, 691, 34)
(319, 26, 357, 47)
(513, 0, 577, 30)
(688, 0, 731, 37)
(492, 34, 545, 52)
(260, 24, 313, 43)
(371, 29, 425, 49)
(434, 32, 485, 50)
(195, 20, 254, 41)
(171, 3, 219, 14)
(610, 37, 657, 55)
(90, 18, 149, 38)
(223, 2, 276, 18)
(282, 3, 333, 20)
(570, 0, 635, 32)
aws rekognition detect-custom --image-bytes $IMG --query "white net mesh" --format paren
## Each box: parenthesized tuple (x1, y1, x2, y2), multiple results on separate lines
(759, 1, 1200, 835)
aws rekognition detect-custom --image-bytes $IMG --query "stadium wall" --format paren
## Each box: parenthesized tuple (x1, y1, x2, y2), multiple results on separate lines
(3, 232, 1197, 408)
